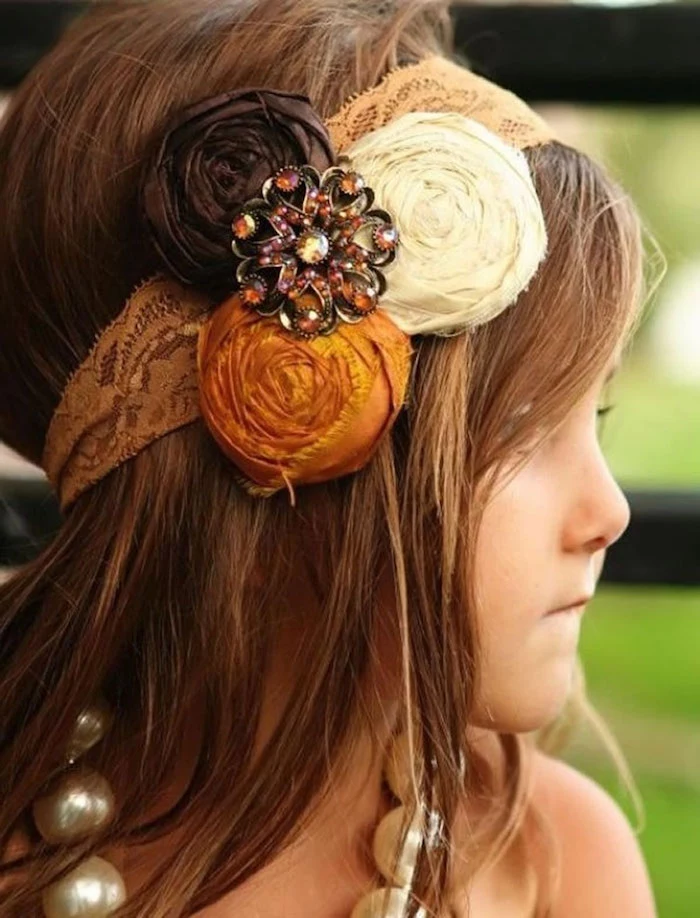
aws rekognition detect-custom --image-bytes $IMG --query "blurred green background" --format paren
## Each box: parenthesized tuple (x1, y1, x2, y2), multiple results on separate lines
(553, 107, 700, 917)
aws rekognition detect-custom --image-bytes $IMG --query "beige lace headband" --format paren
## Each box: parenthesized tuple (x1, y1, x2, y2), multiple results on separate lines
(43, 56, 556, 510)
(326, 54, 553, 150)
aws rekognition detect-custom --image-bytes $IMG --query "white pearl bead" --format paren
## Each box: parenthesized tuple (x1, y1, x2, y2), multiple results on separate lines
(66, 700, 113, 763)
(373, 805, 424, 886)
(42, 856, 126, 918)
(33, 770, 115, 844)
(350, 886, 427, 918)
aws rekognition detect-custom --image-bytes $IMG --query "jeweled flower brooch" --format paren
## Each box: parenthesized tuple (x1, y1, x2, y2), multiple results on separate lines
(231, 161, 399, 339)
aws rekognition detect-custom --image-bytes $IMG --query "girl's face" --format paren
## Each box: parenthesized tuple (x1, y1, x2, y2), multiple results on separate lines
(471, 355, 629, 733)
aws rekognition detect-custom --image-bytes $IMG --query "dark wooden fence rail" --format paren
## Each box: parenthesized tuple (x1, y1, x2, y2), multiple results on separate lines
(1, 2, 699, 585)
(4, 1, 700, 102)
(2, 478, 699, 587)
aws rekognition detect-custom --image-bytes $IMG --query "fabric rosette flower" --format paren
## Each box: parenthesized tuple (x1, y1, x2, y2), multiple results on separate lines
(343, 111, 548, 336)
(197, 293, 413, 499)
(142, 89, 335, 288)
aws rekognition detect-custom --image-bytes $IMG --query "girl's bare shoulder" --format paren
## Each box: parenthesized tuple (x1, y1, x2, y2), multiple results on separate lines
(527, 749, 657, 917)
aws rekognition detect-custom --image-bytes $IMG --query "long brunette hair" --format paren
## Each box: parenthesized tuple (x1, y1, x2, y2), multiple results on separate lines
(0, 1, 645, 916)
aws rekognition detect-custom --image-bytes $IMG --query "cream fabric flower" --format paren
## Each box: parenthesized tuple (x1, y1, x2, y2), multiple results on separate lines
(344, 111, 548, 336)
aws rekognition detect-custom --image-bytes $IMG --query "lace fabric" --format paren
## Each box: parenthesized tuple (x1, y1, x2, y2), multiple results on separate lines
(43, 277, 212, 509)
(327, 56, 555, 153)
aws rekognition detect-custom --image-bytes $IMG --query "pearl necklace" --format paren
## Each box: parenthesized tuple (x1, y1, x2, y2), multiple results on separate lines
(351, 728, 442, 918)
(36, 708, 437, 918)
(35, 699, 126, 918)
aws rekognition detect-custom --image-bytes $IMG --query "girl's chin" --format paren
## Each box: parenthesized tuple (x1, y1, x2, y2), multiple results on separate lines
(471, 665, 578, 734)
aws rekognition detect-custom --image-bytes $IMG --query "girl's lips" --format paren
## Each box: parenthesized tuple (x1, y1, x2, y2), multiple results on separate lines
(545, 596, 591, 615)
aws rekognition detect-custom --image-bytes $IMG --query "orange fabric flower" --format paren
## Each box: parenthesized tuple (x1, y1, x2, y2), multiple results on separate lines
(198, 295, 413, 500)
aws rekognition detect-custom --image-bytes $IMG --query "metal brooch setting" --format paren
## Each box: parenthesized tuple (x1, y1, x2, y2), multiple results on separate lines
(231, 160, 399, 339)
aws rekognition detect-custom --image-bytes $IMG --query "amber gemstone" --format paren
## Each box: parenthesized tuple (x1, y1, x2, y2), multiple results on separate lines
(340, 172, 365, 195)
(232, 213, 256, 240)
(343, 280, 377, 314)
(275, 168, 301, 192)
(353, 292, 376, 313)
(241, 277, 267, 306)
(294, 291, 321, 313)
(297, 312, 324, 335)
(296, 230, 330, 264)
(293, 292, 326, 335)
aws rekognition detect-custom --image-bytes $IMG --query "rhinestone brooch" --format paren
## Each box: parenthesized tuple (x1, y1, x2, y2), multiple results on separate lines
(231, 161, 399, 339)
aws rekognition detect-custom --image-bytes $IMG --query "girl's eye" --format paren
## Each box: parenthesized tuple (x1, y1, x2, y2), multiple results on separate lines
(596, 403, 616, 433)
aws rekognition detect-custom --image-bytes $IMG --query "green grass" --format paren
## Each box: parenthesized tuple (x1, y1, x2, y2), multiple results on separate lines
(637, 776, 700, 918)
(580, 586, 700, 723)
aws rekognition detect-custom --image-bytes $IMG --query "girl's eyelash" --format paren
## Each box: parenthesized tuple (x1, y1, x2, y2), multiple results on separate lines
(596, 404, 616, 435)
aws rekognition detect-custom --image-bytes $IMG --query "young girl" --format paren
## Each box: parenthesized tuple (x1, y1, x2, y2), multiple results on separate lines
(0, 1, 658, 916)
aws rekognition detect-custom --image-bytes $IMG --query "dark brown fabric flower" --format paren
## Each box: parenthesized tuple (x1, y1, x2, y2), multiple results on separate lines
(141, 89, 336, 288)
